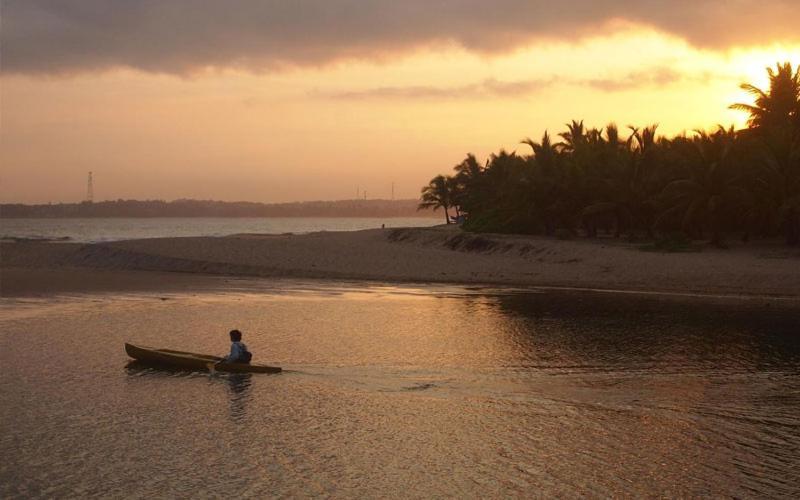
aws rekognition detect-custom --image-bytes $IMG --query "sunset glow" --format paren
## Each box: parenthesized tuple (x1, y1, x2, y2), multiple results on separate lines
(2, 5, 800, 497)
(1, 3, 798, 203)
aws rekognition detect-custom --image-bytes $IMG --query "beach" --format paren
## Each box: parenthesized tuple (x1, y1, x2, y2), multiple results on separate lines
(4, 226, 800, 497)
(2, 225, 799, 299)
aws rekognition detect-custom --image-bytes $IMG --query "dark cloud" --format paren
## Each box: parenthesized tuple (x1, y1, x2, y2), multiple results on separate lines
(319, 68, 712, 100)
(2, 1, 798, 75)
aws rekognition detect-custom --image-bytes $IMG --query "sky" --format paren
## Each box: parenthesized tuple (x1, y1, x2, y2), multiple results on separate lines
(1, 1, 799, 203)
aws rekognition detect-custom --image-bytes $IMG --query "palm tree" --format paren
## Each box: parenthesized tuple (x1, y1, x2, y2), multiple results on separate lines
(730, 62, 800, 132)
(419, 174, 456, 224)
(450, 154, 484, 217)
(730, 62, 800, 243)
(520, 131, 565, 235)
(656, 126, 747, 245)
(416, 62, 799, 245)
(558, 120, 586, 153)
(742, 134, 800, 244)
(453, 154, 483, 180)
(522, 131, 560, 174)
(580, 125, 662, 238)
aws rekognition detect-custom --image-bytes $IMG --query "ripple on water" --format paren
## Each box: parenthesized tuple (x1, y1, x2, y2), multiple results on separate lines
(1, 284, 799, 497)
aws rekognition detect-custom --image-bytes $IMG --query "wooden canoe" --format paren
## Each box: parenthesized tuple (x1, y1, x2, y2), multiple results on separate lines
(124, 343, 282, 374)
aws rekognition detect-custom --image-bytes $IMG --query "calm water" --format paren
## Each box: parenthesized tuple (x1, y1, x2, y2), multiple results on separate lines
(0, 217, 439, 243)
(1, 282, 799, 498)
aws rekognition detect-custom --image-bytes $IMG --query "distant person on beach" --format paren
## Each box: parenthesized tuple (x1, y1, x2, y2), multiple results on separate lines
(220, 329, 252, 364)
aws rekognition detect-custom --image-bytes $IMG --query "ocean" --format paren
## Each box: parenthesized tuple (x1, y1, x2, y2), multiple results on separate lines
(0, 217, 440, 243)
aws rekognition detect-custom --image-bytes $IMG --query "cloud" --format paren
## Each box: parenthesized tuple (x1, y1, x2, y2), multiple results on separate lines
(319, 68, 709, 100)
(319, 78, 557, 100)
(584, 67, 705, 92)
(2, 1, 798, 75)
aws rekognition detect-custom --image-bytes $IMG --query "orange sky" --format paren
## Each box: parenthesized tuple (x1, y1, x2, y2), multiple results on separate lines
(1, 2, 799, 203)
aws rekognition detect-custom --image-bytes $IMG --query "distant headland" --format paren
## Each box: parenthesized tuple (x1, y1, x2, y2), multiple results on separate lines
(0, 198, 436, 218)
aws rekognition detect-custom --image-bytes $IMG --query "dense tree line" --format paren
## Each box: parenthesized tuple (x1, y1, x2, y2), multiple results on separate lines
(420, 63, 800, 245)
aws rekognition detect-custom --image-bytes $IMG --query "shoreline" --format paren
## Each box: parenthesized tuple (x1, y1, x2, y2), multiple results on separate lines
(2, 226, 799, 301)
(4, 266, 799, 303)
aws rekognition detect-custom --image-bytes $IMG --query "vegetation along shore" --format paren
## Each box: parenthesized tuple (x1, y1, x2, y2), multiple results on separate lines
(2, 65, 798, 301)
(419, 63, 800, 247)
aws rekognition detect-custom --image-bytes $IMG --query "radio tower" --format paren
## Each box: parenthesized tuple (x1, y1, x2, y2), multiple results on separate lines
(87, 171, 94, 203)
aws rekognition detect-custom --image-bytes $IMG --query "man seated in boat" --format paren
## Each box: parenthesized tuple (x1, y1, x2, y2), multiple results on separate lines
(219, 329, 253, 364)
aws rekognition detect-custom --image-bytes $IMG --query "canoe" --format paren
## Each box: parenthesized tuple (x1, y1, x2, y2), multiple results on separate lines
(124, 343, 282, 374)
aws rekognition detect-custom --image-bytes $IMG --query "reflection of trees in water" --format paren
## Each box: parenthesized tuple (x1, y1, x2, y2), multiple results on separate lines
(486, 290, 800, 491)
(226, 373, 253, 422)
(486, 291, 800, 370)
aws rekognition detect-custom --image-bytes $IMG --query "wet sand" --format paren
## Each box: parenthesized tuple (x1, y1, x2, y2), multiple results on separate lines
(0, 268, 236, 296)
(2, 226, 799, 298)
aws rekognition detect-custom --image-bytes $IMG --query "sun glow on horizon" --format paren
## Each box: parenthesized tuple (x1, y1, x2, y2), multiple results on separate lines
(1, 26, 798, 204)
(715, 46, 799, 129)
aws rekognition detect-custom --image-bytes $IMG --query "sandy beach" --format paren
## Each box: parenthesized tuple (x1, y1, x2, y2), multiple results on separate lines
(2, 225, 799, 299)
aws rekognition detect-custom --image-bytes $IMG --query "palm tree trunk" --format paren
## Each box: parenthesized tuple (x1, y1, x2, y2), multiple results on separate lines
(786, 208, 799, 245)
(444, 206, 451, 224)
(711, 229, 724, 247)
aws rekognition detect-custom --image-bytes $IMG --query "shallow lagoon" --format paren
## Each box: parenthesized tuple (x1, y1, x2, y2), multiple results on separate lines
(1, 281, 798, 497)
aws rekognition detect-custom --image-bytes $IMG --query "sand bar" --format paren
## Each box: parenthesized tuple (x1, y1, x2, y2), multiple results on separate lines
(2, 226, 799, 299)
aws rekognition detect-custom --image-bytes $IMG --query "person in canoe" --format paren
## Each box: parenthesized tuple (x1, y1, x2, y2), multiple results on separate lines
(219, 329, 253, 364)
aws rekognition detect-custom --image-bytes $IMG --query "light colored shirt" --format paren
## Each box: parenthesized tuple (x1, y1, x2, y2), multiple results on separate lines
(223, 341, 248, 363)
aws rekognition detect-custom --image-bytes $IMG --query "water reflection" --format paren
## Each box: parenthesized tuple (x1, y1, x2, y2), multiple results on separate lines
(487, 291, 800, 372)
(3, 284, 799, 497)
(124, 362, 253, 421)
(225, 373, 252, 422)
(124, 360, 178, 375)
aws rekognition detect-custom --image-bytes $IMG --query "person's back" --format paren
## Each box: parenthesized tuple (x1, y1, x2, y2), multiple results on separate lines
(223, 329, 252, 364)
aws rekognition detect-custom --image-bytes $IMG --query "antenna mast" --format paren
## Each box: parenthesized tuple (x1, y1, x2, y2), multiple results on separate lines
(87, 171, 94, 203)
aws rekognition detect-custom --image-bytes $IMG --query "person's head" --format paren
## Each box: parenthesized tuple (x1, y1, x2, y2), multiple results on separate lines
(229, 329, 242, 342)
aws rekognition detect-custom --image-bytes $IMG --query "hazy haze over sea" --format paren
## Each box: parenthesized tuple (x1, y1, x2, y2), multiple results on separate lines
(0, 217, 440, 243)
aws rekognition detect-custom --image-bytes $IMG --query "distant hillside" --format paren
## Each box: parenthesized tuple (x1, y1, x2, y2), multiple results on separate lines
(0, 199, 438, 218)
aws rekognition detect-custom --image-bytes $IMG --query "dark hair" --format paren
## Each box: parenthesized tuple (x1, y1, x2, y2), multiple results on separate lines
(229, 329, 242, 342)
